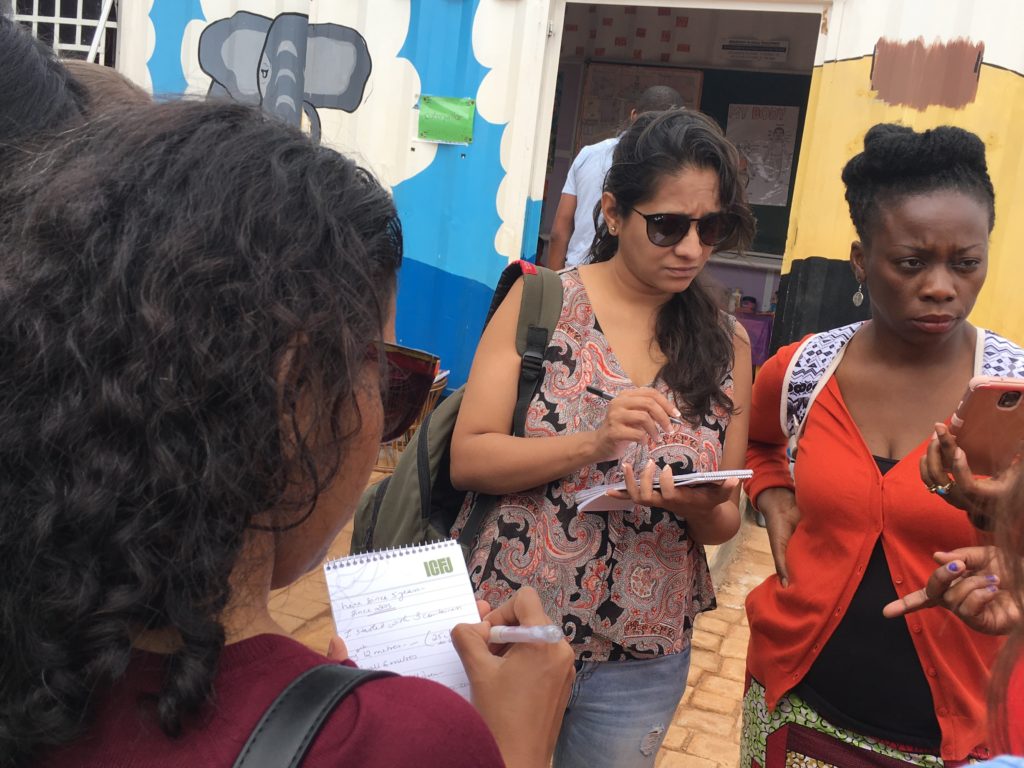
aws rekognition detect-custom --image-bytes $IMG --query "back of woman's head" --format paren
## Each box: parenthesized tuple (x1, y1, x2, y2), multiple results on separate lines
(591, 109, 755, 422)
(0, 13, 85, 145)
(62, 59, 151, 113)
(0, 100, 401, 766)
(842, 123, 995, 244)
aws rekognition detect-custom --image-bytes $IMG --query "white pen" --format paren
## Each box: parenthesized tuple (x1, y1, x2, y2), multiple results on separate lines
(489, 624, 563, 644)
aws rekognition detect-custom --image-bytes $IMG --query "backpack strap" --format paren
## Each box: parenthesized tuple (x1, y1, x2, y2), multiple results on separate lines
(981, 329, 1024, 377)
(512, 263, 564, 436)
(233, 664, 393, 768)
(780, 322, 863, 477)
(456, 261, 563, 547)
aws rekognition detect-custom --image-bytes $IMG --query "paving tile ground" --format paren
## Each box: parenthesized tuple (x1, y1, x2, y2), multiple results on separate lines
(269, 483, 774, 768)
(655, 519, 774, 767)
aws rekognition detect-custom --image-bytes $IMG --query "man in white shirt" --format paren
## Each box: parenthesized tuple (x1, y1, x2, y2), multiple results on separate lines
(546, 85, 684, 270)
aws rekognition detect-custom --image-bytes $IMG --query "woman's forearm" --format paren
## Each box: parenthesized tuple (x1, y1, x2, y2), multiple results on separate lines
(687, 500, 741, 545)
(450, 431, 601, 495)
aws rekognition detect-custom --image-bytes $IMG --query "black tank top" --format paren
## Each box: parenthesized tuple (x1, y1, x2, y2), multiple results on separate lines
(793, 455, 942, 748)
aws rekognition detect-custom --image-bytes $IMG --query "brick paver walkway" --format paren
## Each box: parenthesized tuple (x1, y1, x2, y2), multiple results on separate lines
(656, 519, 774, 767)
(269, 492, 775, 767)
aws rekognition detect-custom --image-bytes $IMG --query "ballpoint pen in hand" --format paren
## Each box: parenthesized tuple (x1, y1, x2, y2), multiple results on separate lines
(489, 624, 564, 644)
(585, 385, 684, 426)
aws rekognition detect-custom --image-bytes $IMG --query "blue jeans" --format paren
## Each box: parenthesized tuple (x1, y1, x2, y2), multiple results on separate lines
(552, 648, 692, 768)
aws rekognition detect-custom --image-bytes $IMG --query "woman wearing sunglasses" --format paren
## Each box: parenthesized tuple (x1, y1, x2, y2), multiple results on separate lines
(741, 124, 1024, 766)
(451, 108, 755, 768)
(0, 100, 574, 768)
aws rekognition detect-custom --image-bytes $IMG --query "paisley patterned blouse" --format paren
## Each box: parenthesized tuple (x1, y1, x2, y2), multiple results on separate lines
(454, 269, 731, 662)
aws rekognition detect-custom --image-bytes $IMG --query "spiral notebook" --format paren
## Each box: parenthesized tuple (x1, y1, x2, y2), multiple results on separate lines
(323, 538, 478, 698)
(575, 469, 753, 512)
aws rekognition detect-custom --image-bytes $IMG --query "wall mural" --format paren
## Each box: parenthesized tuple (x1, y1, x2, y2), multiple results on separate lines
(198, 10, 371, 141)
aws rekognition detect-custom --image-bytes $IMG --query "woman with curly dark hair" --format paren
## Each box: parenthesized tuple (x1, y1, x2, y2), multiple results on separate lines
(742, 123, 1024, 765)
(0, 12, 84, 146)
(0, 100, 572, 768)
(451, 108, 756, 768)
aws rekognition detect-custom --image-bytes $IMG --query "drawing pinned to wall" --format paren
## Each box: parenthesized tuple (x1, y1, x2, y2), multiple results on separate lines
(577, 63, 702, 150)
(726, 104, 799, 207)
(198, 10, 371, 142)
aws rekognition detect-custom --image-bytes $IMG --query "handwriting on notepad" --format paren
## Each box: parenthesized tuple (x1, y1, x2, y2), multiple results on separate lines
(324, 539, 481, 698)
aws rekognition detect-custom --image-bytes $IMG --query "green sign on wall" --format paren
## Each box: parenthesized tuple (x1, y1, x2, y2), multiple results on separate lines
(418, 95, 475, 145)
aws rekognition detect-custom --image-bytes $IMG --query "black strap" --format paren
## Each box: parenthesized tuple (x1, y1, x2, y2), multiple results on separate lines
(513, 325, 548, 437)
(232, 664, 393, 768)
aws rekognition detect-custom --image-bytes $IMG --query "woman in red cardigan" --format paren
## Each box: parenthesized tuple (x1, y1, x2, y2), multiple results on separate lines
(741, 123, 1024, 766)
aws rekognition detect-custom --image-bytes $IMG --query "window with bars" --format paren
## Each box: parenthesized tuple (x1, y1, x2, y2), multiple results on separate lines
(11, 0, 118, 66)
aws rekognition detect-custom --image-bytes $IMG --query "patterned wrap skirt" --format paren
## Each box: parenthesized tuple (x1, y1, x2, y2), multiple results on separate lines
(741, 678, 985, 767)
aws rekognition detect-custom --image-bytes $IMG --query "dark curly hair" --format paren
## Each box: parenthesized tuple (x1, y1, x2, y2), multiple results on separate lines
(0, 101, 402, 766)
(842, 123, 996, 244)
(989, 474, 1024, 751)
(590, 109, 756, 422)
(0, 13, 85, 146)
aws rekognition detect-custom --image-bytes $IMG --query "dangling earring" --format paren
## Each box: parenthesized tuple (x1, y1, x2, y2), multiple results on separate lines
(852, 283, 865, 307)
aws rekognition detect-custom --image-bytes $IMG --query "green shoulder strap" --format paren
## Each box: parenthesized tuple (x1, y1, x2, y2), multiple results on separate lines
(511, 265, 563, 436)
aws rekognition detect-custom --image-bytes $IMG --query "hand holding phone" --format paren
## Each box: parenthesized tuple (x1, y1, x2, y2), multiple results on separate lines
(949, 375, 1024, 476)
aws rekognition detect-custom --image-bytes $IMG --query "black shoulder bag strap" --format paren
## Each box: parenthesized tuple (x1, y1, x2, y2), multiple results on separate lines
(232, 664, 394, 768)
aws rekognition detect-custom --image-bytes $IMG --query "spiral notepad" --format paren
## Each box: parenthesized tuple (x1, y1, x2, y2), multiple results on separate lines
(575, 469, 754, 512)
(323, 538, 478, 698)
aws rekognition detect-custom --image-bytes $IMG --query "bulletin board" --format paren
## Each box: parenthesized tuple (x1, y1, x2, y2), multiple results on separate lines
(576, 62, 702, 151)
(698, 69, 812, 256)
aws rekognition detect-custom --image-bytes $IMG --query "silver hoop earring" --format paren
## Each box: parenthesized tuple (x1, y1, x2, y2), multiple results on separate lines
(852, 283, 865, 308)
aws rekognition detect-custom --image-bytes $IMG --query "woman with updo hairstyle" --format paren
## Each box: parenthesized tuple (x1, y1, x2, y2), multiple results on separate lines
(451, 108, 755, 767)
(0, 100, 574, 768)
(742, 123, 1024, 765)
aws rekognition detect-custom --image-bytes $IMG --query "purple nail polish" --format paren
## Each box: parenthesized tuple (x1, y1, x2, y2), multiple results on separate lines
(987, 574, 999, 584)
(988, 585, 998, 593)
(947, 562, 960, 573)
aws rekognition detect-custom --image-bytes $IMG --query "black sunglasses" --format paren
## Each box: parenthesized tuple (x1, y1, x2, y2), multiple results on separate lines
(374, 342, 440, 443)
(629, 208, 738, 248)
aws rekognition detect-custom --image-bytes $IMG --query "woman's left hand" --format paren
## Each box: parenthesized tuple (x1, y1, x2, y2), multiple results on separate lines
(920, 422, 1020, 524)
(612, 461, 738, 517)
(882, 547, 1020, 635)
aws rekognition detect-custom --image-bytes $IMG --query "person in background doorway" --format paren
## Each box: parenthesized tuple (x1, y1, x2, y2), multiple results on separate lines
(546, 85, 684, 271)
(739, 295, 758, 313)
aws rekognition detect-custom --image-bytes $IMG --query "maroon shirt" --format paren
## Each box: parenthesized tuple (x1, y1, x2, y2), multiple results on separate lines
(41, 634, 504, 767)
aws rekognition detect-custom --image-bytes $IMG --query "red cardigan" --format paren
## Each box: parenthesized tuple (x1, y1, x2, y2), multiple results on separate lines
(745, 339, 1003, 762)
(40, 634, 504, 767)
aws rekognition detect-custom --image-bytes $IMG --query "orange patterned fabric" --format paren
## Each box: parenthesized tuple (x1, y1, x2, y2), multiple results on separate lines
(744, 339, 1005, 762)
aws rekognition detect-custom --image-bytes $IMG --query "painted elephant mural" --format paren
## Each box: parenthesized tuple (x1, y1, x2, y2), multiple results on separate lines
(198, 11, 371, 142)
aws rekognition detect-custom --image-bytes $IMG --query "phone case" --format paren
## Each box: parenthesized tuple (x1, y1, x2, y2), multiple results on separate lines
(949, 375, 1024, 475)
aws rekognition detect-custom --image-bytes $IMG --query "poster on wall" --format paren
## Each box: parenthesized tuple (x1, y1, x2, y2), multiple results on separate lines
(577, 63, 702, 151)
(725, 104, 799, 207)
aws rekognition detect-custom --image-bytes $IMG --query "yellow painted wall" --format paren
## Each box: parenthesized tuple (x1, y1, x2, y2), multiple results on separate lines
(785, 56, 1024, 342)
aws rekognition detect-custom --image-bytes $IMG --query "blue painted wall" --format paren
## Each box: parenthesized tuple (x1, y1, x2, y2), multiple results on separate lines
(147, 0, 520, 388)
(391, 0, 510, 387)
(148, 1, 205, 96)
